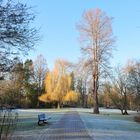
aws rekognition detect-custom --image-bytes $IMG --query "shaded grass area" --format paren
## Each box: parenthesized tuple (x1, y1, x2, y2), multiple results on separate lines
(14, 111, 65, 136)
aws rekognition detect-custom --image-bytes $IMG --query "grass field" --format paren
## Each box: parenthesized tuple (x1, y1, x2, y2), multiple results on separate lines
(12, 108, 140, 140)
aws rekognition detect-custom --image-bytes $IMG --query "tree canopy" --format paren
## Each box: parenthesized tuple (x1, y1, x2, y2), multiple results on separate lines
(0, 0, 38, 73)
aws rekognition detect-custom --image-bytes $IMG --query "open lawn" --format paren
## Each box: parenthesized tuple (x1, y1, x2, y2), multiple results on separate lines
(12, 108, 140, 140)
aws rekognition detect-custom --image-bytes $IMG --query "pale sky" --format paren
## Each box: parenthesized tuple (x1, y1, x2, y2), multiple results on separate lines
(23, 0, 140, 69)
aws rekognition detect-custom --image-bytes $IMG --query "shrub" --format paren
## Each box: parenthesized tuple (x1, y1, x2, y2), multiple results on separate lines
(134, 116, 140, 123)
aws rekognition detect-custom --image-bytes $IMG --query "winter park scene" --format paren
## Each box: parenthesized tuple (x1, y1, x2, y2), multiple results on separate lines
(0, 0, 140, 140)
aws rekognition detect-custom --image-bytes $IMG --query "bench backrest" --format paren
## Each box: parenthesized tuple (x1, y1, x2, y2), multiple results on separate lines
(38, 113, 46, 120)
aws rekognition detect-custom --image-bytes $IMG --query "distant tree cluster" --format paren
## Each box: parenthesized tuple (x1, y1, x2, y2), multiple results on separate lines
(72, 60, 140, 115)
(0, 0, 39, 108)
(100, 61, 140, 115)
(0, 55, 48, 108)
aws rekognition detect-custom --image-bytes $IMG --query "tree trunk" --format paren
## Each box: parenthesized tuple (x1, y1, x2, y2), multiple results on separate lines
(81, 94, 85, 107)
(93, 75, 99, 114)
(123, 110, 128, 115)
(93, 40, 99, 114)
(37, 101, 40, 108)
(123, 89, 128, 115)
(57, 102, 60, 109)
(37, 87, 40, 108)
(94, 95, 99, 114)
(37, 77, 42, 108)
(120, 109, 124, 115)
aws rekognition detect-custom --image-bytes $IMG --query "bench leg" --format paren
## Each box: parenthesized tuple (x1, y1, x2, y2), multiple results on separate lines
(38, 121, 42, 126)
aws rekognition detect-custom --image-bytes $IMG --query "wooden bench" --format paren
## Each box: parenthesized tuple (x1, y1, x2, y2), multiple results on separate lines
(38, 113, 51, 125)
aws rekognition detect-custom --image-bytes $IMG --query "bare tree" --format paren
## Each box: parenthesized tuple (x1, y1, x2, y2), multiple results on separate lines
(110, 67, 129, 115)
(0, 0, 38, 73)
(126, 60, 140, 110)
(77, 8, 115, 113)
(75, 59, 92, 107)
(33, 55, 48, 107)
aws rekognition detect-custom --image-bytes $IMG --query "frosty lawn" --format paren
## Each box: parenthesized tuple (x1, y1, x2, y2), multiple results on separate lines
(14, 108, 140, 140)
(80, 112, 140, 140)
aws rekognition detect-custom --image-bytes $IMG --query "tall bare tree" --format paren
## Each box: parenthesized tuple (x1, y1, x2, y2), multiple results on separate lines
(77, 8, 115, 113)
(33, 55, 48, 107)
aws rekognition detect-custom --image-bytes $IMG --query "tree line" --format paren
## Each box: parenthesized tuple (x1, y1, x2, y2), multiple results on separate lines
(1, 55, 140, 115)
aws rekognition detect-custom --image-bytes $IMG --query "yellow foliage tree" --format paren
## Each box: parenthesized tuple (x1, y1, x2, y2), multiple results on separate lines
(64, 91, 78, 103)
(39, 59, 78, 108)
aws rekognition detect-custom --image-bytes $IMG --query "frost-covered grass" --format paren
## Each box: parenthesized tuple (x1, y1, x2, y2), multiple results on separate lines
(79, 108, 140, 140)
(12, 108, 140, 140)
(14, 109, 65, 137)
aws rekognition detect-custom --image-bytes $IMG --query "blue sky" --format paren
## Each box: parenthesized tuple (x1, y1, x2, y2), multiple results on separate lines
(23, 0, 140, 69)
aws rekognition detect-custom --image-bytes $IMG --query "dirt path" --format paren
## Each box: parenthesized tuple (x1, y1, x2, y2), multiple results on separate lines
(14, 111, 93, 140)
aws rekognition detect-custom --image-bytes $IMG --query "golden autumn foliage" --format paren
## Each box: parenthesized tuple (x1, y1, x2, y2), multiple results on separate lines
(39, 59, 78, 108)
(64, 90, 78, 103)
